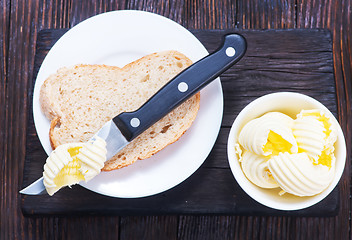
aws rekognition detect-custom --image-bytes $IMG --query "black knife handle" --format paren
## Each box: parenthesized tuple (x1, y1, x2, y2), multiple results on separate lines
(113, 33, 247, 141)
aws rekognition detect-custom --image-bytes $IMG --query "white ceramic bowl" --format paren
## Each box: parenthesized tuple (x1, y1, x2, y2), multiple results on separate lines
(227, 92, 346, 211)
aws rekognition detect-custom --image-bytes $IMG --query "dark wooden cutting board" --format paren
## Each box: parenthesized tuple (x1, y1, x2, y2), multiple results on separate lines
(21, 29, 339, 216)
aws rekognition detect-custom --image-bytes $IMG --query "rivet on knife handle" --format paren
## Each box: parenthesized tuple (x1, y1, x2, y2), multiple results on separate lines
(114, 33, 247, 141)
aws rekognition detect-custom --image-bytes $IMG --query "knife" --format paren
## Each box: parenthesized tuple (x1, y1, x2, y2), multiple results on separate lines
(20, 33, 247, 195)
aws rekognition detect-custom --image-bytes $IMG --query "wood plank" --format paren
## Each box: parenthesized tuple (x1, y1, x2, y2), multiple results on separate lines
(126, 0, 185, 25)
(119, 216, 177, 240)
(183, 0, 236, 29)
(177, 216, 237, 240)
(3, 0, 71, 239)
(0, 0, 10, 239)
(297, 0, 351, 239)
(236, 0, 296, 29)
(70, 0, 126, 27)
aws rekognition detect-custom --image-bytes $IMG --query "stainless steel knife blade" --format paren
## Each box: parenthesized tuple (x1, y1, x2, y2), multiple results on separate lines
(19, 177, 46, 195)
(92, 120, 129, 160)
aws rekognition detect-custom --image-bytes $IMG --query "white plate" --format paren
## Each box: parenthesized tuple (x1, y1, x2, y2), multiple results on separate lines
(33, 10, 223, 198)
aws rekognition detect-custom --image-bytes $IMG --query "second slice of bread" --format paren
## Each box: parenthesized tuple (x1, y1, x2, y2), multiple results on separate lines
(40, 50, 200, 171)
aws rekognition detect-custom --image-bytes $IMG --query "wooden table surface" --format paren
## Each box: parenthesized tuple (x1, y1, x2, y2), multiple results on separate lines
(1, 0, 351, 239)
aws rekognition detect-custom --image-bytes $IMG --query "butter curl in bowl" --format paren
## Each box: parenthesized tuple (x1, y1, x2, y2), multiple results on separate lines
(227, 92, 346, 211)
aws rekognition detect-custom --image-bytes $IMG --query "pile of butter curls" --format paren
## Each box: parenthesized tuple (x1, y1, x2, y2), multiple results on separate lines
(235, 109, 337, 197)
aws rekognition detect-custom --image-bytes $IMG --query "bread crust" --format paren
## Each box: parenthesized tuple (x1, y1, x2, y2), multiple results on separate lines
(49, 116, 60, 149)
(40, 50, 200, 171)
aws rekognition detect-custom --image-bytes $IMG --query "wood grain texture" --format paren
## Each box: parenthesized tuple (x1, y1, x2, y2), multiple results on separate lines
(297, 0, 351, 239)
(0, 0, 9, 238)
(70, 0, 126, 27)
(178, 216, 237, 240)
(126, 0, 185, 25)
(1, 0, 351, 239)
(120, 216, 177, 240)
(3, 0, 71, 239)
(184, 0, 236, 29)
(236, 0, 296, 29)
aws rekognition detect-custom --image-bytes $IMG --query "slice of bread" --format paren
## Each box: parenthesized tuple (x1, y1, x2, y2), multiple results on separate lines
(40, 50, 200, 171)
